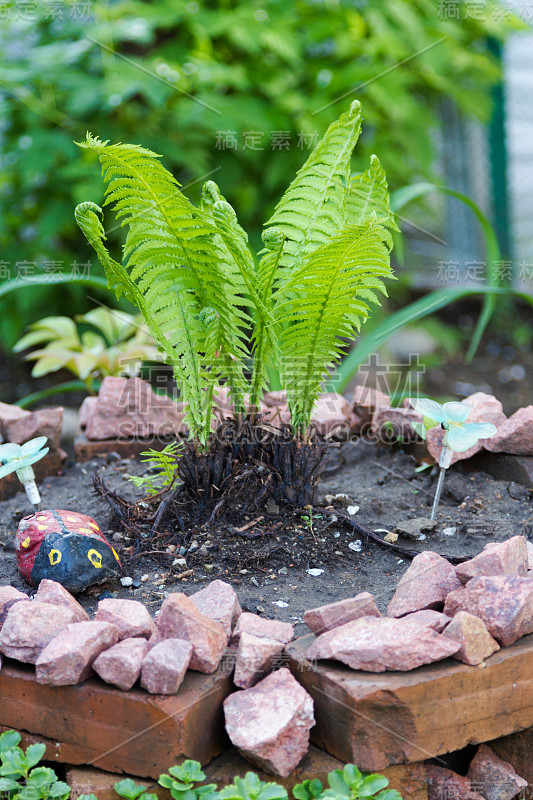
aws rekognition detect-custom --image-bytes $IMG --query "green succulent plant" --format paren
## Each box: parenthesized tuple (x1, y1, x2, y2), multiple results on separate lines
(0, 730, 70, 800)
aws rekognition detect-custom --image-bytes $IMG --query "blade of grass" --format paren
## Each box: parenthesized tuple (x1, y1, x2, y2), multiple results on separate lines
(390, 182, 501, 360)
(0, 274, 111, 300)
(328, 285, 533, 394)
(15, 380, 95, 408)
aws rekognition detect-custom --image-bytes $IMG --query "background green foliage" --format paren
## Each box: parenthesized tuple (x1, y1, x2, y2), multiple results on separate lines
(0, 0, 519, 347)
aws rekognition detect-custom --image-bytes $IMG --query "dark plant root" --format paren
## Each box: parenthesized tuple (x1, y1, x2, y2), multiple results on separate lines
(178, 415, 328, 516)
(94, 415, 329, 537)
(318, 507, 468, 565)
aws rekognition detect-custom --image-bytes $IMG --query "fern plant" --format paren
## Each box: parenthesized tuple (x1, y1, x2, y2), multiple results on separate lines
(75, 100, 395, 457)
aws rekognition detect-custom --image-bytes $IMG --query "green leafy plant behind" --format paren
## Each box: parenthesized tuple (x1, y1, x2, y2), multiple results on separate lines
(75, 100, 395, 447)
(13, 306, 162, 393)
(0, 0, 522, 347)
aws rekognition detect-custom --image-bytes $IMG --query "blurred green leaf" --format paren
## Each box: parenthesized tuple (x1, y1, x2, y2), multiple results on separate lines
(0, 0, 523, 347)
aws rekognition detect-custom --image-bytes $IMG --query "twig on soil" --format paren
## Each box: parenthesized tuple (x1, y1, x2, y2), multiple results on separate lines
(235, 516, 265, 532)
(174, 569, 193, 579)
(151, 484, 184, 534)
(129, 549, 173, 559)
(317, 507, 467, 564)
(232, 522, 283, 540)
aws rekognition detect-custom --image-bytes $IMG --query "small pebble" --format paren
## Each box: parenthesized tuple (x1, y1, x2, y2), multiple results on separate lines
(348, 540, 362, 552)
(307, 568, 324, 576)
(120, 577, 133, 587)
(273, 600, 289, 607)
(140, 574, 150, 583)
(112, 532, 124, 542)
(443, 527, 457, 536)
(132, 579, 141, 588)
(333, 532, 340, 538)
(172, 557, 187, 568)
(347, 505, 360, 516)
(204, 565, 215, 572)
(256, 605, 265, 613)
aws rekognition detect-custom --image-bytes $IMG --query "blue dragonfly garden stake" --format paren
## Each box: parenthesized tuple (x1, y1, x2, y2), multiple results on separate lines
(410, 399, 497, 521)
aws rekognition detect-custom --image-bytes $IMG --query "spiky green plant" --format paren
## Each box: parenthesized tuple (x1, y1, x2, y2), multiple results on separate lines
(75, 100, 396, 450)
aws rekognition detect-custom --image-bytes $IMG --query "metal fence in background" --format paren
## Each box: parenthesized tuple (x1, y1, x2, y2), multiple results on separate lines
(399, 6, 533, 294)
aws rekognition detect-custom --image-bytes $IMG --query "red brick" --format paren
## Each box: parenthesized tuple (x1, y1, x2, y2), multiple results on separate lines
(66, 767, 166, 800)
(0, 659, 233, 777)
(286, 632, 533, 771)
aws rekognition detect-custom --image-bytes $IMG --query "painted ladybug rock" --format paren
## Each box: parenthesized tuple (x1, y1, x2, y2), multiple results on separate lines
(16, 510, 122, 593)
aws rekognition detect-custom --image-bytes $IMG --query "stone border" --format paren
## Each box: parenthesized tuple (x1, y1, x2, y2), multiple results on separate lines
(1, 536, 533, 779)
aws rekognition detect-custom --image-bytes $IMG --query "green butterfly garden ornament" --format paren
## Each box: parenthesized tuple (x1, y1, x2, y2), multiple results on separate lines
(0, 437, 49, 508)
(410, 399, 497, 520)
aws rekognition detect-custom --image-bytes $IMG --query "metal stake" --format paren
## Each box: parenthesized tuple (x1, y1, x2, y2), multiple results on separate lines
(430, 467, 447, 521)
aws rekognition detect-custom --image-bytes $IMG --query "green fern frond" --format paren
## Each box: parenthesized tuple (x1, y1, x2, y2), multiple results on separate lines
(277, 221, 394, 436)
(75, 135, 252, 444)
(75, 102, 396, 445)
(264, 100, 362, 272)
(127, 441, 182, 495)
(249, 227, 285, 407)
(344, 155, 399, 231)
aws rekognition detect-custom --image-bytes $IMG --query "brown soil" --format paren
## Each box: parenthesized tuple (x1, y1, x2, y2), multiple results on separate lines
(0, 440, 531, 638)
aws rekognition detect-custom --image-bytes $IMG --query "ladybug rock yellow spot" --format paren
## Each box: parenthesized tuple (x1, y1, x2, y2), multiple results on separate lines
(88, 549, 103, 568)
(22, 537, 30, 548)
(48, 549, 62, 566)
